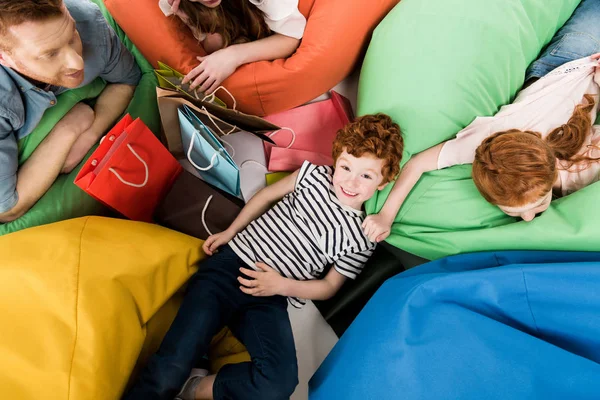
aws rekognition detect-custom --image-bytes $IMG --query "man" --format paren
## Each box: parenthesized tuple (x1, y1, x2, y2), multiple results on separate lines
(0, 0, 141, 222)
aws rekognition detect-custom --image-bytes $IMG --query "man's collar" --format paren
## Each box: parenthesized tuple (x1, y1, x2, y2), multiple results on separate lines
(1, 65, 50, 93)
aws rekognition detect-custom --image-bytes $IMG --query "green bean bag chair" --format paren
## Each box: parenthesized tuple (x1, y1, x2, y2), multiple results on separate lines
(0, 0, 160, 236)
(359, 0, 594, 260)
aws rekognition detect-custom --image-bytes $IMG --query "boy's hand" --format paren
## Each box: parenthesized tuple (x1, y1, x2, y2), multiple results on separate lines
(238, 263, 287, 297)
(202, 229, 235, 256)
(362, 213, 394, 243)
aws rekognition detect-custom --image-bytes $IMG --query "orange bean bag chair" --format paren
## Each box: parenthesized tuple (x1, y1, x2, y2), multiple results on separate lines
(104, 0, 399, 115)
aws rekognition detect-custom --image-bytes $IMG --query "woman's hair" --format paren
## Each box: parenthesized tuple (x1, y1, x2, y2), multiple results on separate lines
(177, 0, 271, 47)
(472, 94, 597, 206)
(332, 113, 404, 184)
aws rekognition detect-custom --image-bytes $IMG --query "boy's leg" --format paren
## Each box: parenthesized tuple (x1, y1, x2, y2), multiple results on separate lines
(526, 0, 600, 82)
(211, 296, 299, 400)
(123, 247, 243, 400)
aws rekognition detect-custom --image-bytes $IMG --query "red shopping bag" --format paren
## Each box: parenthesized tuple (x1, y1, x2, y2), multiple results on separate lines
(263, 91, 354, 171)
(75, 114, 182, 222)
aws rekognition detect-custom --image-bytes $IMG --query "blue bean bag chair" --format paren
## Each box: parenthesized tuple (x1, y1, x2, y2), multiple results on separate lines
(310, 250, 600, 400)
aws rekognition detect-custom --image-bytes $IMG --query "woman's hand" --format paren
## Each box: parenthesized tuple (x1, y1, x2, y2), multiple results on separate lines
(202, 229, 236, 256)
(183, 49, 241, 95)
(238, 263, 288, 297)
(362, 213, 394, 243)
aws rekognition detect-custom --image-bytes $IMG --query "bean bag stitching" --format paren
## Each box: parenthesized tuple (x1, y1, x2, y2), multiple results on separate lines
(66, 217, 89, 400)
(396, 174, 442, 222)
(251, 62, 266, 115)
(521, 269, 541, 335)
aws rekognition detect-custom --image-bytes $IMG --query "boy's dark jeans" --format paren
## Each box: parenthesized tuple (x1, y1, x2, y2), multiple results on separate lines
(123, 245, 298, 400)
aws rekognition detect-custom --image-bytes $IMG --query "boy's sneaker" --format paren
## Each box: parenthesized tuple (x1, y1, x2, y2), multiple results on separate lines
(174, 368, 209, 400)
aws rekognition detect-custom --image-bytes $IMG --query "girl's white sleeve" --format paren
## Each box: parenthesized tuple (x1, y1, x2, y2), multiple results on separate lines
(158, 0, 173, 16)
(250, 0, 307, 39)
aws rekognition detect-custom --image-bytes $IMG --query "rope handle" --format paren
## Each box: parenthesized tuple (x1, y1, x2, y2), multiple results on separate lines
(200, 106, 237, 157)
(240, 159, 267, 170)
(187, 130, 221, 171)
(107, 144, 149, 188)
(268, 127, 296, 149)
(202, 86, 237, 110)
(201, 195, 214, 236)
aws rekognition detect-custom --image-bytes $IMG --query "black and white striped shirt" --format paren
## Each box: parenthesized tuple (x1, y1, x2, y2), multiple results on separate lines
(229, 162, 376, 307)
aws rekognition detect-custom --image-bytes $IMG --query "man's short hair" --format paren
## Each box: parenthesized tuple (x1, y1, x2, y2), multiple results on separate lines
(332, 113, 404, 184)
(0, 0, 64, 49)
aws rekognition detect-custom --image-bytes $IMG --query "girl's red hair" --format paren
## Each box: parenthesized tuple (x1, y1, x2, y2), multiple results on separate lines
(473, 94, 597, 206)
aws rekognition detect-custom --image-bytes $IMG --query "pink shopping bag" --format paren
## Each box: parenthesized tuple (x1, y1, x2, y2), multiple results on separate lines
(263, 91, 354, 172)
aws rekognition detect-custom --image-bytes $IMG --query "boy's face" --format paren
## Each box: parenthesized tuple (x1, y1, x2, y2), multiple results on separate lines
(332, 151, 388, 210)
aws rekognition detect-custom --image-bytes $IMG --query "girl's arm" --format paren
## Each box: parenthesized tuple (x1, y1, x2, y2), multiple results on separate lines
(185, 34, 300, 94)
(229, 33, 300, 66)
(203, 170, 299, 255)
(362, 143, 445, 242)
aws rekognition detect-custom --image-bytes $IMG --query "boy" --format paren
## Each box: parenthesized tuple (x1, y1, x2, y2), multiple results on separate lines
(124, 113, 403, 400)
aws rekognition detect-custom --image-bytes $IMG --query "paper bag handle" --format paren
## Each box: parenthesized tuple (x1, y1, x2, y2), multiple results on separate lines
(108, 144, 149, 188)
(200, 106, 237, 157)
(201, 195, 214, 236)
(187, 130, 220, 171)
(202, 86, 237, 110)
(268, 127, 296, 149)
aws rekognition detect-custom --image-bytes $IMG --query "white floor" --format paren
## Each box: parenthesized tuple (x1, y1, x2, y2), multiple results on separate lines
(288, 301, 339, 400)
(288, 68, 362, 400)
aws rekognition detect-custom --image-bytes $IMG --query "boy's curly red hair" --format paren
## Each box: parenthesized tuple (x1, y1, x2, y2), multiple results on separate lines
(332, 113, 403, 184)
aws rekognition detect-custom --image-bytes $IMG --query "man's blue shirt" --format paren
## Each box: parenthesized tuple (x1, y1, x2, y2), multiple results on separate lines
(0, 0, 141, 213)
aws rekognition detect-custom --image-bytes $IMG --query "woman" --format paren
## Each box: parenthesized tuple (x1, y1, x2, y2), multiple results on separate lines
(159, 0, 306, 95)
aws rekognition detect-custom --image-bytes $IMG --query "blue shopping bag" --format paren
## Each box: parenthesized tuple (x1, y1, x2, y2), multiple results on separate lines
(178, 105, 241, 197)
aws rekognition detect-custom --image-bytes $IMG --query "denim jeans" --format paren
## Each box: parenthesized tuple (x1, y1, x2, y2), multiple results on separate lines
(123, 245, 298, 400)
(526, 0, 600, 81)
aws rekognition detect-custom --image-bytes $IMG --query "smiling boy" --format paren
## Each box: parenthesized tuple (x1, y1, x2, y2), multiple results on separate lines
(124, 114, 404, 400)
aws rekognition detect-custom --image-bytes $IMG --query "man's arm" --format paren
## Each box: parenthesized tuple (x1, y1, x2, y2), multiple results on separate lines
(0, 104, 95, 222)
(62, 84, 135, 173)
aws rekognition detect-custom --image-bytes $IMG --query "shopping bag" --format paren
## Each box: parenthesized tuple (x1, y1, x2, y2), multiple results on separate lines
(154, 169, 243, 240)
(224, 130, 268, 201)
(178, 104, 270, 200)
(157, 87, 260, 158)
(263, 91, 354, 171)
(74, 114, 182, 222)
(179, 105, 241, 197)
(154, 61, 226, 106)
(156, 87, 279, 153)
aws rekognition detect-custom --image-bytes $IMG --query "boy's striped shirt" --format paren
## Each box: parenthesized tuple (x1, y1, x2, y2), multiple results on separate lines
(229, 162, 376, 307)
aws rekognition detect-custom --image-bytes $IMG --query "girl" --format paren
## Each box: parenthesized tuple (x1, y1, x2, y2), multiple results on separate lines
(362, 55, 600, 242)
(159, 0, 306, 95)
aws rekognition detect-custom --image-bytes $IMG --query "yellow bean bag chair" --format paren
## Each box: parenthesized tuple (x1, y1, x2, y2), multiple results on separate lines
(0, 217, 248, 400)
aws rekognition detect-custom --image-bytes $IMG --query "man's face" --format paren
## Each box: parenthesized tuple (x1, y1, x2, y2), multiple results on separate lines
(0, 7, 84, 88)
